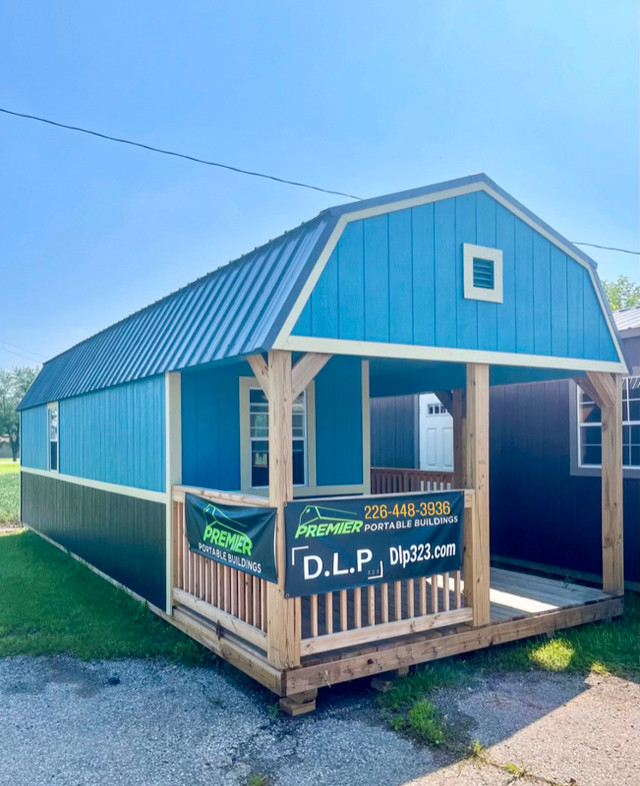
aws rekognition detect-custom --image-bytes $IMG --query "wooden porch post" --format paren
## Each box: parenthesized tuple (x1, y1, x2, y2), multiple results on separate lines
(266, 350, 300, 669)
(584, 372, 625, 596)
(464, 364, 491, 626)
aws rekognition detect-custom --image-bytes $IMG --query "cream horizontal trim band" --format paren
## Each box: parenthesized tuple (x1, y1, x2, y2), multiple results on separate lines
(20, 466, 166, 504)
(277, 335, 627, 374)
(274, 180, 625, 369)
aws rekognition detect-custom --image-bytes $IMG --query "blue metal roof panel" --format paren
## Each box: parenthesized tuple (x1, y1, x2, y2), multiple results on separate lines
(19, 214, 336, 409)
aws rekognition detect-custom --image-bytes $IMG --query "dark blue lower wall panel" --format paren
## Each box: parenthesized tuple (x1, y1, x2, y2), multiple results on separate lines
(21, 472, 166, 608)
(490, 381, 639, 585)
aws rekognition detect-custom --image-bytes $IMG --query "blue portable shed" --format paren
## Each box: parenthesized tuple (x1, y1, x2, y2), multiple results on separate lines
(18, 174, 628, 701)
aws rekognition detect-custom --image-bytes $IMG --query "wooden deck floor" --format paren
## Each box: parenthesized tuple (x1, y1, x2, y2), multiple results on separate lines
(489, 568, 609, 621)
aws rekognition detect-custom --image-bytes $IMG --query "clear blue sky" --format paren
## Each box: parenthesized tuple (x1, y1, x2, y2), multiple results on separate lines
(1, 1, 638, 370)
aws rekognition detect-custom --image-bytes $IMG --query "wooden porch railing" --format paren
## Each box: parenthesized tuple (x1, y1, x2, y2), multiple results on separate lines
(298, 489, 474, 656)
(371, 467, 454, 494)
(171, 485, 270, 652)
(171, 483, 473, 663)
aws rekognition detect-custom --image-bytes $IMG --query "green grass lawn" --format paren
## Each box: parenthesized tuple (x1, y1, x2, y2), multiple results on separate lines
(0, 529, 214, 663)
(0, 460, 20, 524)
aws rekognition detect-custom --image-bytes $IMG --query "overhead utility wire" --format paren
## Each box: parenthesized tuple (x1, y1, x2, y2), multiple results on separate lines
(2, 107, 639, 255)
(0, 338, 44, 360)
(572, 242, 639, 256)
(0, 107, 363, 201)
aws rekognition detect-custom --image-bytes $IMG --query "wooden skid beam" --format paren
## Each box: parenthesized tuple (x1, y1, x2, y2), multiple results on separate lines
(284, 597, 623, 695)
(171, 607, 284, 695)
(291, 352, 332, 399)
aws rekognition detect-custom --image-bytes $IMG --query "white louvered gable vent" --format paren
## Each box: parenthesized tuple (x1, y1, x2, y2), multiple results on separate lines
(463, 243, 503, 303)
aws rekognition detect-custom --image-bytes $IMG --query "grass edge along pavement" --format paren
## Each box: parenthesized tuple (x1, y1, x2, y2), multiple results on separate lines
(379, 591, 639, 746)
(0, 529, 214, 663)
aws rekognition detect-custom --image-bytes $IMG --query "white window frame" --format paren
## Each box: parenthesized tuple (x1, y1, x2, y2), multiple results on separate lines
(573, 375, 639, 475)
(463, 243, 504, 303)
(239, 377, 316, 492)
(47, 401, 59, 473)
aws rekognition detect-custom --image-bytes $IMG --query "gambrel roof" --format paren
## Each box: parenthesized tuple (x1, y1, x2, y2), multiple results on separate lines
(19, 174, 626, 410)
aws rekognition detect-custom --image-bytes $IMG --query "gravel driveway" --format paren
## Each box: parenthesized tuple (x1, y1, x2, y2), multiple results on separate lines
(0, 656, 637, 786)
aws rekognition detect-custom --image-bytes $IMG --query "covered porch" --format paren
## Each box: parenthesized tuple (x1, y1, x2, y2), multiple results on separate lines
(165, 349, 624, 714)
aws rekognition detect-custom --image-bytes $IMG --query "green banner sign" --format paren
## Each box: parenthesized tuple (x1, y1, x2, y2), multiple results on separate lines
(284, 491, 464, 597)
(185, 494, 278, 584)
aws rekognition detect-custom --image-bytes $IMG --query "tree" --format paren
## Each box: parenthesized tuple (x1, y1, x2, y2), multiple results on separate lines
(0, 366, 39, 461)
(602, 275, 640, 311)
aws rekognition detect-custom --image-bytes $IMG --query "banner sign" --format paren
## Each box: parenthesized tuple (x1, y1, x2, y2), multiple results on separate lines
(185, 494, 278, 584)
(284, 491, 464, 597)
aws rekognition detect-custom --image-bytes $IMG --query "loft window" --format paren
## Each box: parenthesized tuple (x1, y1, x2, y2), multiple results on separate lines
(577, 376, 639, 469)
(463, 243, 503, 303)
(47, 402, 59, 472)
(248, 388, 307, 487)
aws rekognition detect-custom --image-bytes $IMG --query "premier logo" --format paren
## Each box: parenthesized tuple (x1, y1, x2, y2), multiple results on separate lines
(294, 505, 364, 539)
(202, 504, 253, 556)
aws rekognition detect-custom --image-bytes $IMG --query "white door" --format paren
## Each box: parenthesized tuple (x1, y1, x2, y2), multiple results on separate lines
(419, 393, 454, 472)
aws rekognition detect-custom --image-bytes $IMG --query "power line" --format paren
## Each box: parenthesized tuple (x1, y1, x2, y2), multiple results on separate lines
(1, 107, 637, 255)
(572, 242, 639, 256)
(0, 344, 42, 365)
(0, 339, 44, 361)
(0, 106, 363, 201)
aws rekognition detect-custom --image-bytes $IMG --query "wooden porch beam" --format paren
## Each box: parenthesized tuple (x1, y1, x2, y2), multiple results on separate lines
(266, 350, 300, 669)
(574, 375, 601, 406)
(585, 371, 616, 409)
(433, 390, 453, 413)
(597, 372, 624, 595)
(291, 353, 332, 399)
(247, 354, 270, 400)
(464, 364, 491, 627)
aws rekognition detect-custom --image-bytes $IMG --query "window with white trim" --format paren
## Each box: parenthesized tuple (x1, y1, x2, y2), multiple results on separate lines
(47, 402, 59, 472)
(577, 376, 639, 469)
(249, 387, 307, 487)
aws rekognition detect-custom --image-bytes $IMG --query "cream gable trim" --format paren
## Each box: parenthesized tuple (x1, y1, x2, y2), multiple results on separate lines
(273, 181, 625, 369)
(279, 335, 627, 374)
(20, 466, 166, 504)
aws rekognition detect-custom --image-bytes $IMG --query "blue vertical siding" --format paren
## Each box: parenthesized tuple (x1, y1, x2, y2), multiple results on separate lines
(181, 357, 364, 491)
(364, 214, 390, 342)
(181, 363, 243, 492)
(292, 193, 619, 363)
(476, 192, 498, 351)
(20, 405, 48, 469)
(315, 356, 363, 486)
(59, 376, 165, 491)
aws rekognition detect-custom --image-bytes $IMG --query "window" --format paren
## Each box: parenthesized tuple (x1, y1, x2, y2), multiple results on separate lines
(427, 403, 448, 415)
(47, 402, 59, 472)
(577, 376, 639, 469)
(463, 243, 504, 303)
(248, 388, 308, 487)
